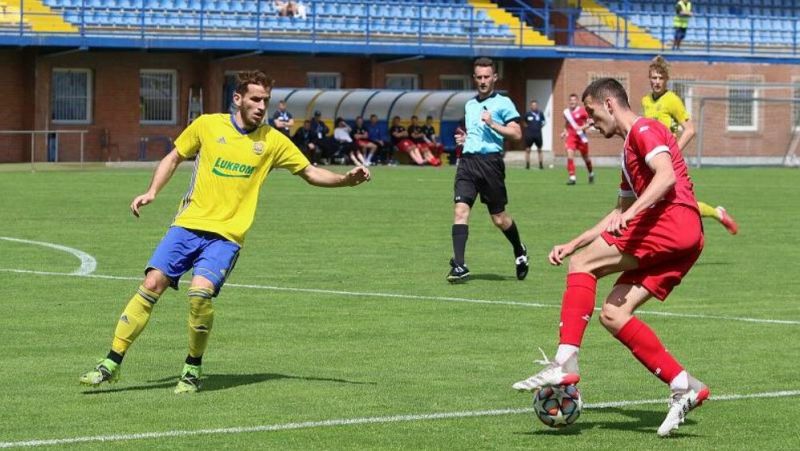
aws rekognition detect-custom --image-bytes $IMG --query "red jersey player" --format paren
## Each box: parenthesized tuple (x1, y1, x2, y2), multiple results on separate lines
(561, 93, 594, 185)
(513, 78, 709, 437)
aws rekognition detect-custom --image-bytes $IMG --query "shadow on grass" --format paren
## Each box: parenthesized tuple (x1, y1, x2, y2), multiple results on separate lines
(469, 273, 516, 281)
(82, 372, 375, 395)
(516, 407, 701, 438)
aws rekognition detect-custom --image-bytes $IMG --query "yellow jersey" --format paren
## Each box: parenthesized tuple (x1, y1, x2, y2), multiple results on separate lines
(641, 91, 690, 136)
(172, 113, 310, 246)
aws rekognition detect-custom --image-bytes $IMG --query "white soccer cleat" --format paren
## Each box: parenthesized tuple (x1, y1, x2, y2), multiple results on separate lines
(512, 349, 580, 392)
(657, 385, 710, 437)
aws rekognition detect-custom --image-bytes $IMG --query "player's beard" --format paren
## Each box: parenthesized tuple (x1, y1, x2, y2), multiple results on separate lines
(244, 109, 264, 129)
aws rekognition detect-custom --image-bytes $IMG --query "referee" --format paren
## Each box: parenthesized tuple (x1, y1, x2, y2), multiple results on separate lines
(448, 57, 529, 283)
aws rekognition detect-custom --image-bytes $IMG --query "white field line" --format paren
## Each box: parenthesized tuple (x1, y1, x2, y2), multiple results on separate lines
(0, 237, 96, 276)
(1, 390, 799, 448)
(0, 268, 799, 326)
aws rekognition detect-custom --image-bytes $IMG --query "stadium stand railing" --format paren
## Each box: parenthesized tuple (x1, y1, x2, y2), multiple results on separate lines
(0, 0, 797, 57)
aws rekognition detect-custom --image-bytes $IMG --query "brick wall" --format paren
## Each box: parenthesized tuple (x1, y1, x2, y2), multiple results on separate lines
(0, 50, 31, 162)
(517, 58, 800, 159)
(2, 50, 798, 162)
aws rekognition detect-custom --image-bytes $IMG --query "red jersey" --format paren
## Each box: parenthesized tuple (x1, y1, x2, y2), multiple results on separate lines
(565, 106, 589, 138)
(619, 117, 698, 211)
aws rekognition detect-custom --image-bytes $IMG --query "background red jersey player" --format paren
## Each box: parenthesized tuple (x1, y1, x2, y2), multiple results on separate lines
(561, 93, 595, 185)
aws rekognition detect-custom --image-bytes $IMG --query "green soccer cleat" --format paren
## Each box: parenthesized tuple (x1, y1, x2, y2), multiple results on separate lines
(174, 364, 202, 394)
(79, 359, 120, 387)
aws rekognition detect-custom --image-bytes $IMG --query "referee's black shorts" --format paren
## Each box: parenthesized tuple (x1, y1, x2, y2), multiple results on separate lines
(453, 153, 507, 215)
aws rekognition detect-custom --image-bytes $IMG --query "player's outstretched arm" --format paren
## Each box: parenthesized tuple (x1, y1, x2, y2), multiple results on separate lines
(130, 149, 186, 217)
(298, 164, 371, 188)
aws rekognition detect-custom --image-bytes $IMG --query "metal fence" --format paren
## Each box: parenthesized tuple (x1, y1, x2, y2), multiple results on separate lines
(0, 1, 798, 57)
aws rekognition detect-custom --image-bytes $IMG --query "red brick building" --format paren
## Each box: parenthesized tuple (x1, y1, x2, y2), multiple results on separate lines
(1, 49, 798, 163)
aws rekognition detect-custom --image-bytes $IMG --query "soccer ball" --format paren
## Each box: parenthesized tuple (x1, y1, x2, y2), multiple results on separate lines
(532, 384, 583, 428)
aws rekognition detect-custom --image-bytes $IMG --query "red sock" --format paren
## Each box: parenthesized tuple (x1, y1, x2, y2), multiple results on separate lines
(586, 159, 593, 173)
(615, 317, 684, 385)
(567, 158, 575, 176)
(559, 272, 596, 346)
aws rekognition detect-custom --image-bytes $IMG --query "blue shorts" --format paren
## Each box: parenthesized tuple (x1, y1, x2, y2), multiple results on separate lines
(146, 226, 240, 296)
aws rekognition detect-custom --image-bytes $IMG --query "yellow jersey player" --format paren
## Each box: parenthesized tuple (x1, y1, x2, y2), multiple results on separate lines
(642, 56, 738, 234)
(80, 70, 370, 394)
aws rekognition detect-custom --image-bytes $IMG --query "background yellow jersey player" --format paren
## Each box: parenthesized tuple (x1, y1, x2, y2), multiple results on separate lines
(642, 56, 738, 235)
(80, 70, 370, 394)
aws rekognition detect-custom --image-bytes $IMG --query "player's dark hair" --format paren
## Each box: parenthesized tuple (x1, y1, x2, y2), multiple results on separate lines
(581, 78, 631, 109)
(411, 115, 418, 120)
(426, 115, 433, 120)
(569, 93, 578, 99)
(473, 57, 496, 72)
(234, 70, 274, 95)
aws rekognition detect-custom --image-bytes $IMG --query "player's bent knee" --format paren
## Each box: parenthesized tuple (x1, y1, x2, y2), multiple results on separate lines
(599, 306, 629, 334)
(490, 213, 508, 228)
(142, 270, 170, 294)
(568, 252, 592, 274)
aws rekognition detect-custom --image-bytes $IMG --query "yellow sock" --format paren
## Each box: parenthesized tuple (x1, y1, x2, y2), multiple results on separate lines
(697, 201, 720, 221)
(187, 287, 215, 359)
(111, 285, 159, 355)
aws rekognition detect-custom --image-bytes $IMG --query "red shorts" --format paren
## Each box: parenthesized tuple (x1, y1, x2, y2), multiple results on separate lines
(565, 135, 589, 155)
(428, 142, 444, 156)
(356, 139, 372, 148)
(601, 203, 703, 300)
(415, 141, 430, 153)
(396, 139, 417, 153)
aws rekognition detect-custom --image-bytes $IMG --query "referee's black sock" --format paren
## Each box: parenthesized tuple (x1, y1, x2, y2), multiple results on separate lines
(452, 224, 468, 266)
(502, 221, 525, 257)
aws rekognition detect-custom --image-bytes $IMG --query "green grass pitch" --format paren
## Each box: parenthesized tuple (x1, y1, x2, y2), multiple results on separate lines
(0, 164, 798, 449)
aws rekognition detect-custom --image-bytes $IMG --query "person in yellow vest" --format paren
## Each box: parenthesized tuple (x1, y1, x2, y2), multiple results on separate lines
(673, 0, 692, 50)
(642, 56, 738, 235)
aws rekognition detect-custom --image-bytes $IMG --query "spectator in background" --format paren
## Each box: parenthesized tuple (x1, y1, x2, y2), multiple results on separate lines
(310, 110, 335, 164)
(353, 116, 378, 166)
(274, 1, 297, 17)
(390, 116, 427, 165)
(272, 100, 294, 136)
(409, 115, 442, 166)
(334, 118, 364, 166)
(367, 114, 392, 165)
(292, 119, 319, 164)
(294, 1, 307, 19)
(672, 0, 692, 50)
(408, 115, 433, 155)
(524, 99, 546, 170)
(422, 115, 446, 161)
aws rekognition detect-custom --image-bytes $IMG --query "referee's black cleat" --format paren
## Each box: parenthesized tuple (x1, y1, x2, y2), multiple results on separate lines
(515, 245, 529, 280)
(447, 258, 470, 283)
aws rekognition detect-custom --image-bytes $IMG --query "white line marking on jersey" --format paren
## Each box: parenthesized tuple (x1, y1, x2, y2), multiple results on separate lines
(0, 268, 797, 326)
(0, 237, 96, 276)
(1, 390, 798, 448)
